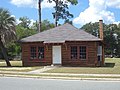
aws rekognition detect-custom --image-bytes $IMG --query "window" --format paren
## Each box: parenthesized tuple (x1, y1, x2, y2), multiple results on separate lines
(30, 46, 44, 60)
(71, 46, 77, 59)
(79, 46, 86, 60)
(30, 47, 37, 59)
(70, 46, 87, 60)
(38, 47, 44, 59)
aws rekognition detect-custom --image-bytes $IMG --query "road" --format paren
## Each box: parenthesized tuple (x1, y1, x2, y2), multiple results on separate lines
(0, 77, 120, 90)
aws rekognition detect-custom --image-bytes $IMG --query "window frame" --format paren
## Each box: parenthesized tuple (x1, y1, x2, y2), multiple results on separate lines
(30, 46, 37, 59)
(38, 46, 44, 60)
(70, 45, 87, 61)
(70, 46, 78, 60)
(79, 46, 87, 60)
(29, 45, 45, 60)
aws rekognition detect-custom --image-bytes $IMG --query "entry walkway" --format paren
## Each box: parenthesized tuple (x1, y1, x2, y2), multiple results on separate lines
(27, 66, 59, 74)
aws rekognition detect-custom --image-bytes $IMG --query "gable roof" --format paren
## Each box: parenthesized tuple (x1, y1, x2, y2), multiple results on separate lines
(21, 23, 102, 43)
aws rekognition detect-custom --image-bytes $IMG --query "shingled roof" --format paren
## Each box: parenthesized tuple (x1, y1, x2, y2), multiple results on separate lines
(21, 23, 102, 43)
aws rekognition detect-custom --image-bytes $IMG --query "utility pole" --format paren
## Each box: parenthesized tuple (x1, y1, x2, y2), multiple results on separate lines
(55, 0, 58, 27)
(38, 0, 41, 32)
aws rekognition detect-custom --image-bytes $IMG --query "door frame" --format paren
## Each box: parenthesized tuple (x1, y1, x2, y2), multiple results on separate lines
(52, 46, 62, 65)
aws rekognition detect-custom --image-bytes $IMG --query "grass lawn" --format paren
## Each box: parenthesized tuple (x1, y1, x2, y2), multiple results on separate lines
(0, 60, 22, 67)
(46, 58, 120, 74)
(0, 60, 43, 72)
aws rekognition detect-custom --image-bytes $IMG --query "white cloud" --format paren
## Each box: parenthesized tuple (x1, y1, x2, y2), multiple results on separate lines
(10, 0, 37, 8)
(73, 0, 120, 26)
(16, 18, 35, 26)
(41, 0, 55, 9)
(106, 0, 120, 9)
(16, 19, 22, 24)
(113, 21, 120, 25)
(10, 0, 69, 9)
(10, 0, 55, 9)
(29, 19, 36, 26)
(11, 15, 16, 18)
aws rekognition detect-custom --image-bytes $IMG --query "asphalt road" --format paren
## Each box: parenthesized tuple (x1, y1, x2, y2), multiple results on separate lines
(0, 77, 120, 90)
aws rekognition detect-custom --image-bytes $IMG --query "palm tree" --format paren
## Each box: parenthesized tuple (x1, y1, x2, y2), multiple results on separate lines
(0, 8, 16, 66)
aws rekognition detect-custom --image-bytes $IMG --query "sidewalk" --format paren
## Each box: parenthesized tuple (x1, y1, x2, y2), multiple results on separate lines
(0, 66, 120, 81)
(1, 72, 120, 81)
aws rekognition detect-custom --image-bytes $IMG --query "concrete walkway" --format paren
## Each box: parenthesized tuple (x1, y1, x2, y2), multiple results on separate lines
(26, 66, 120, 77)
(27, 66, 59, 74)
(0, 65, 120, 77)
(0, 66, 120, 81)
(1, 72, 120, 81)
(33, 73, 120, 77)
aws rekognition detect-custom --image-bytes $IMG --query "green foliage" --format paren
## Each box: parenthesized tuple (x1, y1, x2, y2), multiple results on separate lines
(6, 16, 38, 58)
(41, 20, 55, 31)
(30, 19, 55, 32)
(30, 21, 38, 31)
(18, 16, 31, 28)
(0, 8, 16, 44)
(0, 7, 16, 66)
(81, 22, 120, 57)
(81, 22, 99, 37)
(64, 19, 73, 25)
(6, 18, 54, 58)
(6, 42, 21, 57)
(16, 25, 37, 40)
(67, 0, 78, 5)
(48, 0, 78, 26)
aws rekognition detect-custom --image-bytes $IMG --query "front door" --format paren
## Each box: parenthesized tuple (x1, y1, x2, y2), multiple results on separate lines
(52, 46, 61, 64)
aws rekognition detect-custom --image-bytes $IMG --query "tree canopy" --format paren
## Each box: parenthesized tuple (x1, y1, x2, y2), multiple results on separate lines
(6, 18, 55, 60)
(48, 0, 78, 26)
(0, 8, 16, 66)
(81, 22, 120, 57)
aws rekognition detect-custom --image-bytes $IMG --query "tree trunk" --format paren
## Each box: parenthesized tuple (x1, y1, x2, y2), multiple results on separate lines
(0, 36, 11, 66)
(55, 0, 58, 27)
(38, 0, 41, 32)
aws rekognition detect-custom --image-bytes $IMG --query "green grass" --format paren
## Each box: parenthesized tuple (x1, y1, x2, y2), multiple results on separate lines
(0, 60, 43, 72)
(0, 58, 120, 74)
(46, 58, 120, 74)
(0, 60, 22, 66)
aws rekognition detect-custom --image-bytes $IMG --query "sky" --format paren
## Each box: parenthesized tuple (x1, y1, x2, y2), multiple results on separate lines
(0, 0, 120, 28)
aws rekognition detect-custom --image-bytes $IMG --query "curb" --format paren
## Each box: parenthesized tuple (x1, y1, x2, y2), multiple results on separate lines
(0, 73, 120, 81)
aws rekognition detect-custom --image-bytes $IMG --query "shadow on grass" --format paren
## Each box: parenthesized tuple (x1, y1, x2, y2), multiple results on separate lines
(0, 66, 23, 68)
(104, 63, 115, 68)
